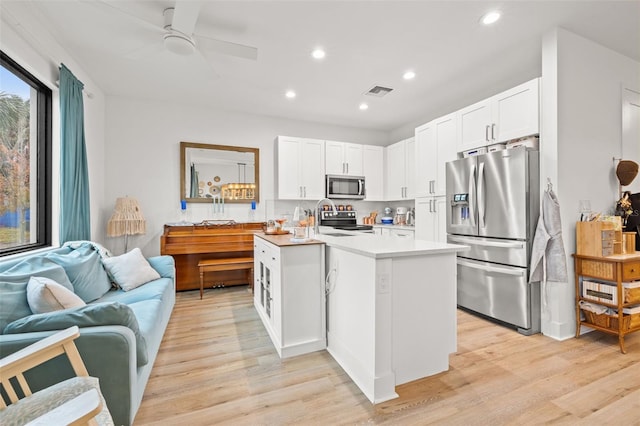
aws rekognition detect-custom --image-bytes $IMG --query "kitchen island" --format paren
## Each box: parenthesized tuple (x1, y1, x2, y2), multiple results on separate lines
(315, 233, 467, 403)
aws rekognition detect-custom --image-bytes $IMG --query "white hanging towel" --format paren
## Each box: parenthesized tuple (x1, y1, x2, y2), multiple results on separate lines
(529, 187, 568, 284)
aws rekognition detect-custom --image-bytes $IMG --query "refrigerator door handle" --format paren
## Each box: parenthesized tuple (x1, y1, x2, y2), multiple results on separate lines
(457, 259, 525, 276)
(468, 164, 476, 227)
(448, 235, 525, 249)
(477, 161, 486, 229)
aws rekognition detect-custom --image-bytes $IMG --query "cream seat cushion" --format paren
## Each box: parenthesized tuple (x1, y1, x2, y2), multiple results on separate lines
(0, 376, 114, 426)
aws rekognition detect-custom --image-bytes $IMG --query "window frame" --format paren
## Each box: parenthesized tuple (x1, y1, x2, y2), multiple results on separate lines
(0, 50, 52, 256)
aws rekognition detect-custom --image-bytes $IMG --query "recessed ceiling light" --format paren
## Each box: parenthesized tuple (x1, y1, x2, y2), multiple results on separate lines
(481, 11, 501, 25)
(403, 70, 416, 80)
(311, 48, 326, 59)
(285, 90, 296, 99)
(359, 103, 369, 111)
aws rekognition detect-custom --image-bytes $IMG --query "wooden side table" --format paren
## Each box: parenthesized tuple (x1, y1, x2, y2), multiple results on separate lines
(573, 252, 640, 353)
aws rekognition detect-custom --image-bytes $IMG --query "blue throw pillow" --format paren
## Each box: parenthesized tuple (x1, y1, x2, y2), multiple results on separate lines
(46, 244, 113, 303)
(3, 302, 149, 367)
(0, 280, 32, 333)
(0, 257, 74, 291)
(0, 257, 74, 332)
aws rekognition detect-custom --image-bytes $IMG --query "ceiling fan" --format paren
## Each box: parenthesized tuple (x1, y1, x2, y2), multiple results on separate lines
(92, 0, 258, 67)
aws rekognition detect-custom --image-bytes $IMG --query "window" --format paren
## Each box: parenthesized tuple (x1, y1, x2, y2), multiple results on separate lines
(0, 51, 52, 256)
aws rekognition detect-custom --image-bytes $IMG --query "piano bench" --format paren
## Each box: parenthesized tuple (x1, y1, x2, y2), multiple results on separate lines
(197, 257, 254, 299)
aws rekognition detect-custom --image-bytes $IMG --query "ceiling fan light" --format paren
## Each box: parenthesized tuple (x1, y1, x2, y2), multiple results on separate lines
(164, 33, 196, 56)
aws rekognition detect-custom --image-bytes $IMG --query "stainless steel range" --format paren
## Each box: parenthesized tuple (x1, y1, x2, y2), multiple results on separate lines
(319, 210, 374, 233)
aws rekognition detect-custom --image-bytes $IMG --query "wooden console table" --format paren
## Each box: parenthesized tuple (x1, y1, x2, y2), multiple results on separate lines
(573, 252, 640, 353)
(160, 222, 264, 292)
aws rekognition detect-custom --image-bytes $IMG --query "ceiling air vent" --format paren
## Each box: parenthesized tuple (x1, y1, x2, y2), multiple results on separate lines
(364, 85, 393, 97)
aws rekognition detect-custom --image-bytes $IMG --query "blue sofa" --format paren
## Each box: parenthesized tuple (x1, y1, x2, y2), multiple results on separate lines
(0, 243, 175, 426)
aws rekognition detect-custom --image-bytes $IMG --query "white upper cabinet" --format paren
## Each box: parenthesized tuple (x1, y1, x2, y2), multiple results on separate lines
(363, 145, 384, 201)
(325, 141, 364, 176)
(492, 79, 540, 142)
(385, 137, 415, 200)
(457, 78, 539, 153)
(415, 122, 435, 198)
(458, 100, 493, 153)
(415, 112, 458, 197)
(276, 136, 325, 200)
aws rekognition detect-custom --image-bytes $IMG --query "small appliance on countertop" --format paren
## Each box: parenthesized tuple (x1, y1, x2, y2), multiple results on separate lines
(381, 207, 394, 224)
(395, 207, 408, 225)
(406, 208, 415, 226)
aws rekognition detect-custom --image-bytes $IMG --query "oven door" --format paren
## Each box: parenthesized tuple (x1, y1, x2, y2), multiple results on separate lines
(326, 175, 365, 199)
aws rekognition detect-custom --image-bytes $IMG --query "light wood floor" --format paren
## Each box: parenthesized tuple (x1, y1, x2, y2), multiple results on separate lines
(135, 287, 640, 425)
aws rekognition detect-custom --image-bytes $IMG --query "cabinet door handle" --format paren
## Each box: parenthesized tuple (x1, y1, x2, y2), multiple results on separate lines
(485, 125, 490, 142)
(303, 186, 306, 198)
(491, 123, 496, 141)
(346, 163, 349, 174)
(429, 199, 433, 212)
(342, 162, 346, 174)
(433, 199, 437, 212)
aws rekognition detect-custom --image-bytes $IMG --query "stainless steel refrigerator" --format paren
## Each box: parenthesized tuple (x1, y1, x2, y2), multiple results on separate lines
(446, 148, 540, 335)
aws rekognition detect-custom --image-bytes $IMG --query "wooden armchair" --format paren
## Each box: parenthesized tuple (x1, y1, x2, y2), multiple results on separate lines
(0, 326, 113, 425)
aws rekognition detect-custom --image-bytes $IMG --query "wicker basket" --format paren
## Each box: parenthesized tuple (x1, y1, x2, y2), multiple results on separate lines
(582, 310, 640, 331)
(582, 310, 612, 328)
(625, 286, 640, 304)
(581, 260, 615, 280)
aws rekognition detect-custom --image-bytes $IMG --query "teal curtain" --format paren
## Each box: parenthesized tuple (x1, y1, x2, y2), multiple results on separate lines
(59, 64, 90, 243)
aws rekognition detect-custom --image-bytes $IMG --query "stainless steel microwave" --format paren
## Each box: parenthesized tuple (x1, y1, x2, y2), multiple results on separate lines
(326, 175, 366, 199)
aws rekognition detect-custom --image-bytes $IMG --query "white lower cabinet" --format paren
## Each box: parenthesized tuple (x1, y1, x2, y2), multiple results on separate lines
(389, 228, 414, 239)
(373, 227, 414, 239)
(415, 196, 447, 242)
(254, 236, 326, 358)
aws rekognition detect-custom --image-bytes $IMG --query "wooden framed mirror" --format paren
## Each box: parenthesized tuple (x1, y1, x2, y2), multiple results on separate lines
(180, 142, 260, 204)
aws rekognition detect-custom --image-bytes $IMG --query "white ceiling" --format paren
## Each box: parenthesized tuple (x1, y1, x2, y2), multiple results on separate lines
(7, 0, 640, 132)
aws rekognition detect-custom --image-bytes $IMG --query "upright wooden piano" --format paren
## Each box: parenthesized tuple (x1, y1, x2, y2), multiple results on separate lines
(160, 221, 265, 292)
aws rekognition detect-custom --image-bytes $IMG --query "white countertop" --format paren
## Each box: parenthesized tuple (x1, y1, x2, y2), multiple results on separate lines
(314, 232, 468, 259)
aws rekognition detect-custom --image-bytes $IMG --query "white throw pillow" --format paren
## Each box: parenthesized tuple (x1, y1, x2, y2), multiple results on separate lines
(27, 276, 86, 314)
(102, 248, 160, 291)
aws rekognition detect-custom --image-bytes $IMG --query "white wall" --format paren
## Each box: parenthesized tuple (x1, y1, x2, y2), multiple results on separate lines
(104, 97, 388, 256)
(541, 28, 640, 339)
(0, 3, 106, 249)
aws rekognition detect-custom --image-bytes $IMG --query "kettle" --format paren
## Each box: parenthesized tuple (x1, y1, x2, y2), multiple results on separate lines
(406, 208, 415, 226)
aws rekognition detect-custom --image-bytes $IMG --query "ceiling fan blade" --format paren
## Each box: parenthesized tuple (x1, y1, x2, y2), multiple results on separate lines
(124, 40, 165, 60)
(81, 0, 165, 35)
(171, 0, 201, 35)
(196, 35, 258, 61)
(195, 50, 220, 80)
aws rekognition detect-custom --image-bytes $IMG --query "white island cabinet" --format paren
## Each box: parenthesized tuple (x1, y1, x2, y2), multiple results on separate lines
(318, 234, 467, 403)
(253, 234, 326, 358)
